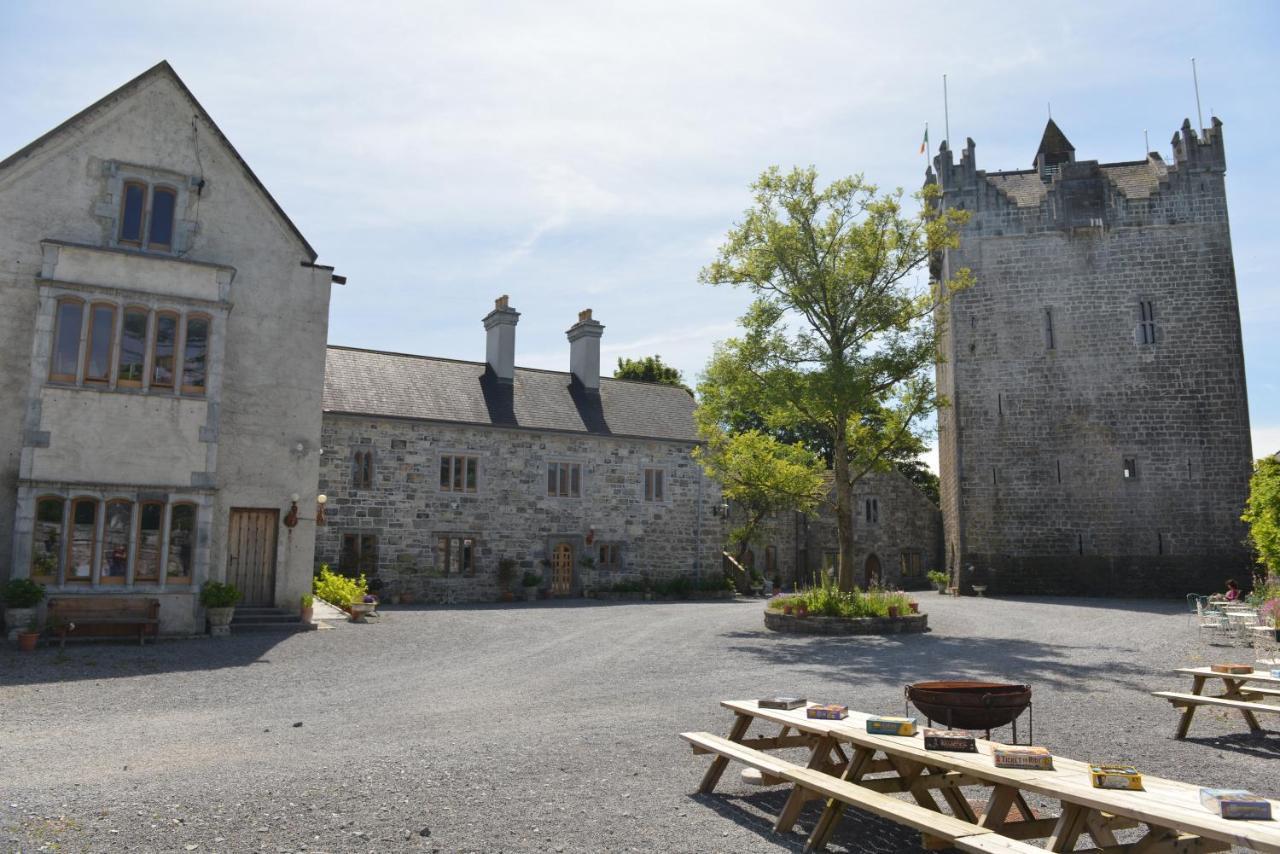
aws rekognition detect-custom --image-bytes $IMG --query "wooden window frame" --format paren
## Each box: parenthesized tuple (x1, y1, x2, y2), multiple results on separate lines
(31, 495, 66, 584)
(101, 499, 133, 585)
(147, 185, 178, 251)
(181, 313, 211, 395)
(65, 496, 99, 585)
(117, 306, 150, 388)
(899, 551, 922, 578)
(82, 302, 117, 385)
(643, 467, 665, 502)
(118, 180, 148, 246)
(439, 454, 479, 494)
(49, 296, 85, 383)
(436, 534, 477, 576)
(165, 501, 197, 585)
(134, 499, 166, 584)
(151, 310, 179, 389)
(547, 461, 582, 498)
(598, 543, 621, 569)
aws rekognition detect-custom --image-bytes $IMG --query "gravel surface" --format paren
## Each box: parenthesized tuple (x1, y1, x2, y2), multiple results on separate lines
(1, 595, 1275, 853)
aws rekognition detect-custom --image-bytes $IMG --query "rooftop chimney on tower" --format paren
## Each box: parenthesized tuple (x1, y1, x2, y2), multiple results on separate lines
(567, 308, 604, 392)
(483, 295, 519, 383)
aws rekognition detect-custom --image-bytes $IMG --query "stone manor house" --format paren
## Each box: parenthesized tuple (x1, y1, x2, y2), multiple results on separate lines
(930, 118, 1253, 595)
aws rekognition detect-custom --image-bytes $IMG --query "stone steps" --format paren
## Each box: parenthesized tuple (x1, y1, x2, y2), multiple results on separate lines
(230, 606, 314, 633)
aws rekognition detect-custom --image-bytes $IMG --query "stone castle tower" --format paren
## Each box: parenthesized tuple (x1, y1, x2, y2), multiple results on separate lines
(928, 117, 1253, 595)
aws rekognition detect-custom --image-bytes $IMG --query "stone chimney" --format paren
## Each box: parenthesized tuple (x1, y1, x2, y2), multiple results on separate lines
(566, 308, 604, 392)
(483, 295, 519, 383)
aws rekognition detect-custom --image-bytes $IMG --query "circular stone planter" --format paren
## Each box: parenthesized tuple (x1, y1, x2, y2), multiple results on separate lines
(764, 608, 928, 635)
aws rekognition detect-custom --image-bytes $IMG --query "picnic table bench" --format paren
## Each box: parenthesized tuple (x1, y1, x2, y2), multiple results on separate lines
(1153, 666, 1280, 738)
(47, 596, 160, 647)
(684, 699, 1280, 853)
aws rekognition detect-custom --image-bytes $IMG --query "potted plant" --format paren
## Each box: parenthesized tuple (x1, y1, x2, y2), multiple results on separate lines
(300, 594, 314, 624)
(497, 558, 518, 603)
(3, 578, 45, 643)
(521, 571, 541, 602)
(782, 603, 793, 616)
(908, 600, 919, 614)
(17, 613, 40, 652)
(927, 570, 949, 594)
(200, 581, 242, 633)
(887, 604, 901, 618)
(796, 603, 808, 618)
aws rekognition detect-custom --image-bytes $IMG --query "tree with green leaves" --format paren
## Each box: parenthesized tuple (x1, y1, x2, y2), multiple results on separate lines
(613, 355, 690, 393)
(699, 166, 970, 590)
(692, 425, 826, 569)
(1243, 456, 1280, 578)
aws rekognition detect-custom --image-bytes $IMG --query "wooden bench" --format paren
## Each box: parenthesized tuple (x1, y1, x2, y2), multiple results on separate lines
(681, 732, 1042, 853)
(48, 597, 160, 647)
(1152, 690, 1280, 737)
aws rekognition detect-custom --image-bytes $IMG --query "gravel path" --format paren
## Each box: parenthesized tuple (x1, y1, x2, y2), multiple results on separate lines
(1, 595, 1274, 853)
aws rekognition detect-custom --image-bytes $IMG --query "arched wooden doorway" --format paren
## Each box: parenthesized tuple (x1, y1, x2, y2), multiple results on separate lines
(864, 553, 881, 589)
(551, 542, 574, 595)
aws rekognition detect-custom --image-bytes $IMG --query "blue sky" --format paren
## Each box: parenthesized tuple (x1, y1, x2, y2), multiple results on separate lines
(2, 1, 1277, 468)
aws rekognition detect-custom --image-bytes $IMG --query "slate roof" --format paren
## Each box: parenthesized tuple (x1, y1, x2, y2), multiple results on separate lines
(1034, 118, 1075, 164)
(985, 161, 1163, 208)
(324, 346, 700, 443)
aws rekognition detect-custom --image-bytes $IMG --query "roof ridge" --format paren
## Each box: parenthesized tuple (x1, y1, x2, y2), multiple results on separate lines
(0, 60, 319, 262)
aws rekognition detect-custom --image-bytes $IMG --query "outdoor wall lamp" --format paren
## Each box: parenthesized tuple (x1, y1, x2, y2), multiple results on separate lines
(316, 494, 327, 526)
(714, 503, 730, 518)
(284, 493, 300, 528)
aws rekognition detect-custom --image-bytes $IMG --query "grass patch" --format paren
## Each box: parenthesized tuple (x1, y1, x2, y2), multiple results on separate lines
(768, 573, 916, 618)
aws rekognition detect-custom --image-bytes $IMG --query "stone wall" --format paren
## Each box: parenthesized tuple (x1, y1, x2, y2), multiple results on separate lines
(316, 414, 727, 601)
(932, 121, 1253, 595)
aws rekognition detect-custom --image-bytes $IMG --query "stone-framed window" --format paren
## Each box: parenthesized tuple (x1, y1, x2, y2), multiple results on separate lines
(27, 492, 198, 588)
(437, 534, 477, 576)
(1123, 457, 1138, 480)
(352, 449, 375, 489)
(864, 497, 880, 525)
(1136, 300, 1157, 345)
(118, 179, 178, 251)
(97, 161, 197, 256)
(340, 532, 378, 576)
(1043, 307, 1056, 350)
(46, 294, 211, 397)
(439, 453, 478, 493)
(598, 543, 621, 569)
(547, 461, 582, 498)
(643, 467, 665, 502)
(900, 550, 923, 579)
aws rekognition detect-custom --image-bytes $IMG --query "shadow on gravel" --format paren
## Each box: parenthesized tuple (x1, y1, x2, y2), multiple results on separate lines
(0, 632, 293, 687)
(690, 789, 929, 853)
(988, 596, 1185, 616)
(387, 597, 760, 613)
(1183, 732, 1280, 758)
(720, 632, 1150, 692)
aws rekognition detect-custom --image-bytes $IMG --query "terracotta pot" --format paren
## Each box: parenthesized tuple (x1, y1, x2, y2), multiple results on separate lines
(796, 606, 808, 618)
(887, 606, 901, 618)
(17, 631, 39, 652)
(908, 602, 919, 614)
(300, 606, 314, 623)
(5, 607, 35, 643)
(782, 605, 793, 615)
(400, 593, 415, 605)
(500, 591, 514, 603)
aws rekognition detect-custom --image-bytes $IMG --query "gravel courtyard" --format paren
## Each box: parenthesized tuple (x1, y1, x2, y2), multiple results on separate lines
(2, 595, 1275, 853)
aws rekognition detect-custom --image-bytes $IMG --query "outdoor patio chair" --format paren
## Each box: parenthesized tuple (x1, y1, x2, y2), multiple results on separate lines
(1196, 599, 1231, 645)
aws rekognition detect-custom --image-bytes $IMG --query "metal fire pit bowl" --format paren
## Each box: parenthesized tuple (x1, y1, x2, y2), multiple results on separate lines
(905, 680, 1033, 743)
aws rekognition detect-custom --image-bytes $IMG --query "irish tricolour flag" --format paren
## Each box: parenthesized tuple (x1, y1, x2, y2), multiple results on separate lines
(919, 125, 929, 155)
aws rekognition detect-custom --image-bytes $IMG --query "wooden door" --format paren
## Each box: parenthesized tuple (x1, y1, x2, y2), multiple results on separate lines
(551, 542, 573, 595)
(864, 553, 881, 590)
(227, 509, 279, 606)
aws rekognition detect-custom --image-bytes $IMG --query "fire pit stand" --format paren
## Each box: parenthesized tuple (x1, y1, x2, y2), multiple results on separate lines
(904, 681, 1034, 745)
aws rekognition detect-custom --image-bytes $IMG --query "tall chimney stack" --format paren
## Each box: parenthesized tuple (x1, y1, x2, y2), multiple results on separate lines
(483, 295, 519, 383)
(566, 308, 604, 392)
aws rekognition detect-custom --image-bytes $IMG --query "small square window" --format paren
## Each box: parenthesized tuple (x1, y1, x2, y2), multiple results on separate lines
(547, 462, 581, 498)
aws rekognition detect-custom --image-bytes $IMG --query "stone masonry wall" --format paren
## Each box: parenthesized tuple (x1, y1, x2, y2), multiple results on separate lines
(316, 414, 726, 602)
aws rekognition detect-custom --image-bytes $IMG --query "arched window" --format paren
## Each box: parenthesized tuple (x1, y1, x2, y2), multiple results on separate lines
(148, 186, 177, 250)
(151, 311, 179, 388)
(31, 496, 65, 583)
(83, 302, 117, 384)
(119, 181, 147, 245)
(181, 314, 210, 395)
(49, 297, 84, 383)
(166, 503, 196, 584)
(66, 498, 99, 584)
(135, 501, 165, 583)
(353, 450, 374, 489)
(101, 500, 132, 584)
(118, 307, 149, 387)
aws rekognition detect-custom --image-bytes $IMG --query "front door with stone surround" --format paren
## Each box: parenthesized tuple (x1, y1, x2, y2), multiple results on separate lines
(551, 542, 574, 595)
(227, 508, 279, 606)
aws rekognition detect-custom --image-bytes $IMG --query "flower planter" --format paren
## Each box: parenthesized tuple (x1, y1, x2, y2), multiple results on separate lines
(348, 602, 374, 622)
(764, 608, 928, 636)
(5, 607, 36, 643)
(206, 606, 235, 630)
(523, 587, 538, 602)
(908, 602, 919, 614)
(300, 606, 314, 624)
(782, 605, 793, 615)
(17, 631, 39, 652)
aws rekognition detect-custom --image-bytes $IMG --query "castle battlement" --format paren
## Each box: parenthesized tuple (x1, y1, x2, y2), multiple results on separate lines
(925, 118, 1227, 235)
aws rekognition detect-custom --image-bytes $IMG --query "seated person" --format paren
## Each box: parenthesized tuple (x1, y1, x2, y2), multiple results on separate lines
(1210, 579, 1241, 603)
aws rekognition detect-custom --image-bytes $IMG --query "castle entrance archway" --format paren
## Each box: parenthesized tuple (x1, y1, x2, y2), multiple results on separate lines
(864, 553, 881, 589)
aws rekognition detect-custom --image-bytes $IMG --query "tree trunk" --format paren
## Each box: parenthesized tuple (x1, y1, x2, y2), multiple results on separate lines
(833, 425, 856, 592)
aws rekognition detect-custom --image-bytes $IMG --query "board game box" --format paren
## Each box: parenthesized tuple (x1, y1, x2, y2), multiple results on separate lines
(1210, 663, 1254, 675)
(923, 729, 977, 752)
(1090, 765, 1143, 790)
(757, 696, 807, 710)
(992, 745, 1054, 770)
(806, 703, 849, 720)
(1200, 789, 1272, 820)
(866, 716, 917, 736)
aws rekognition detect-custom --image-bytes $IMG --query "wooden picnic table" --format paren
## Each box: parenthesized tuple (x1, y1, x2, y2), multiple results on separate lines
(1153, 666, 1280, 739)
(687, 699, 1280, 853)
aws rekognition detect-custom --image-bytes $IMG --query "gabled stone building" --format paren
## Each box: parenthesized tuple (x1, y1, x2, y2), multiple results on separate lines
(930, 118, 1253, 595)
(0, 63, 337, 632)
(316, 299, 726, 601)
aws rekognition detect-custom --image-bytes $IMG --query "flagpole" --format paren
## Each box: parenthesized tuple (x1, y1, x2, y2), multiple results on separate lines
(943, 74, 951, 150)
(1192, 57, 1204, 133)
